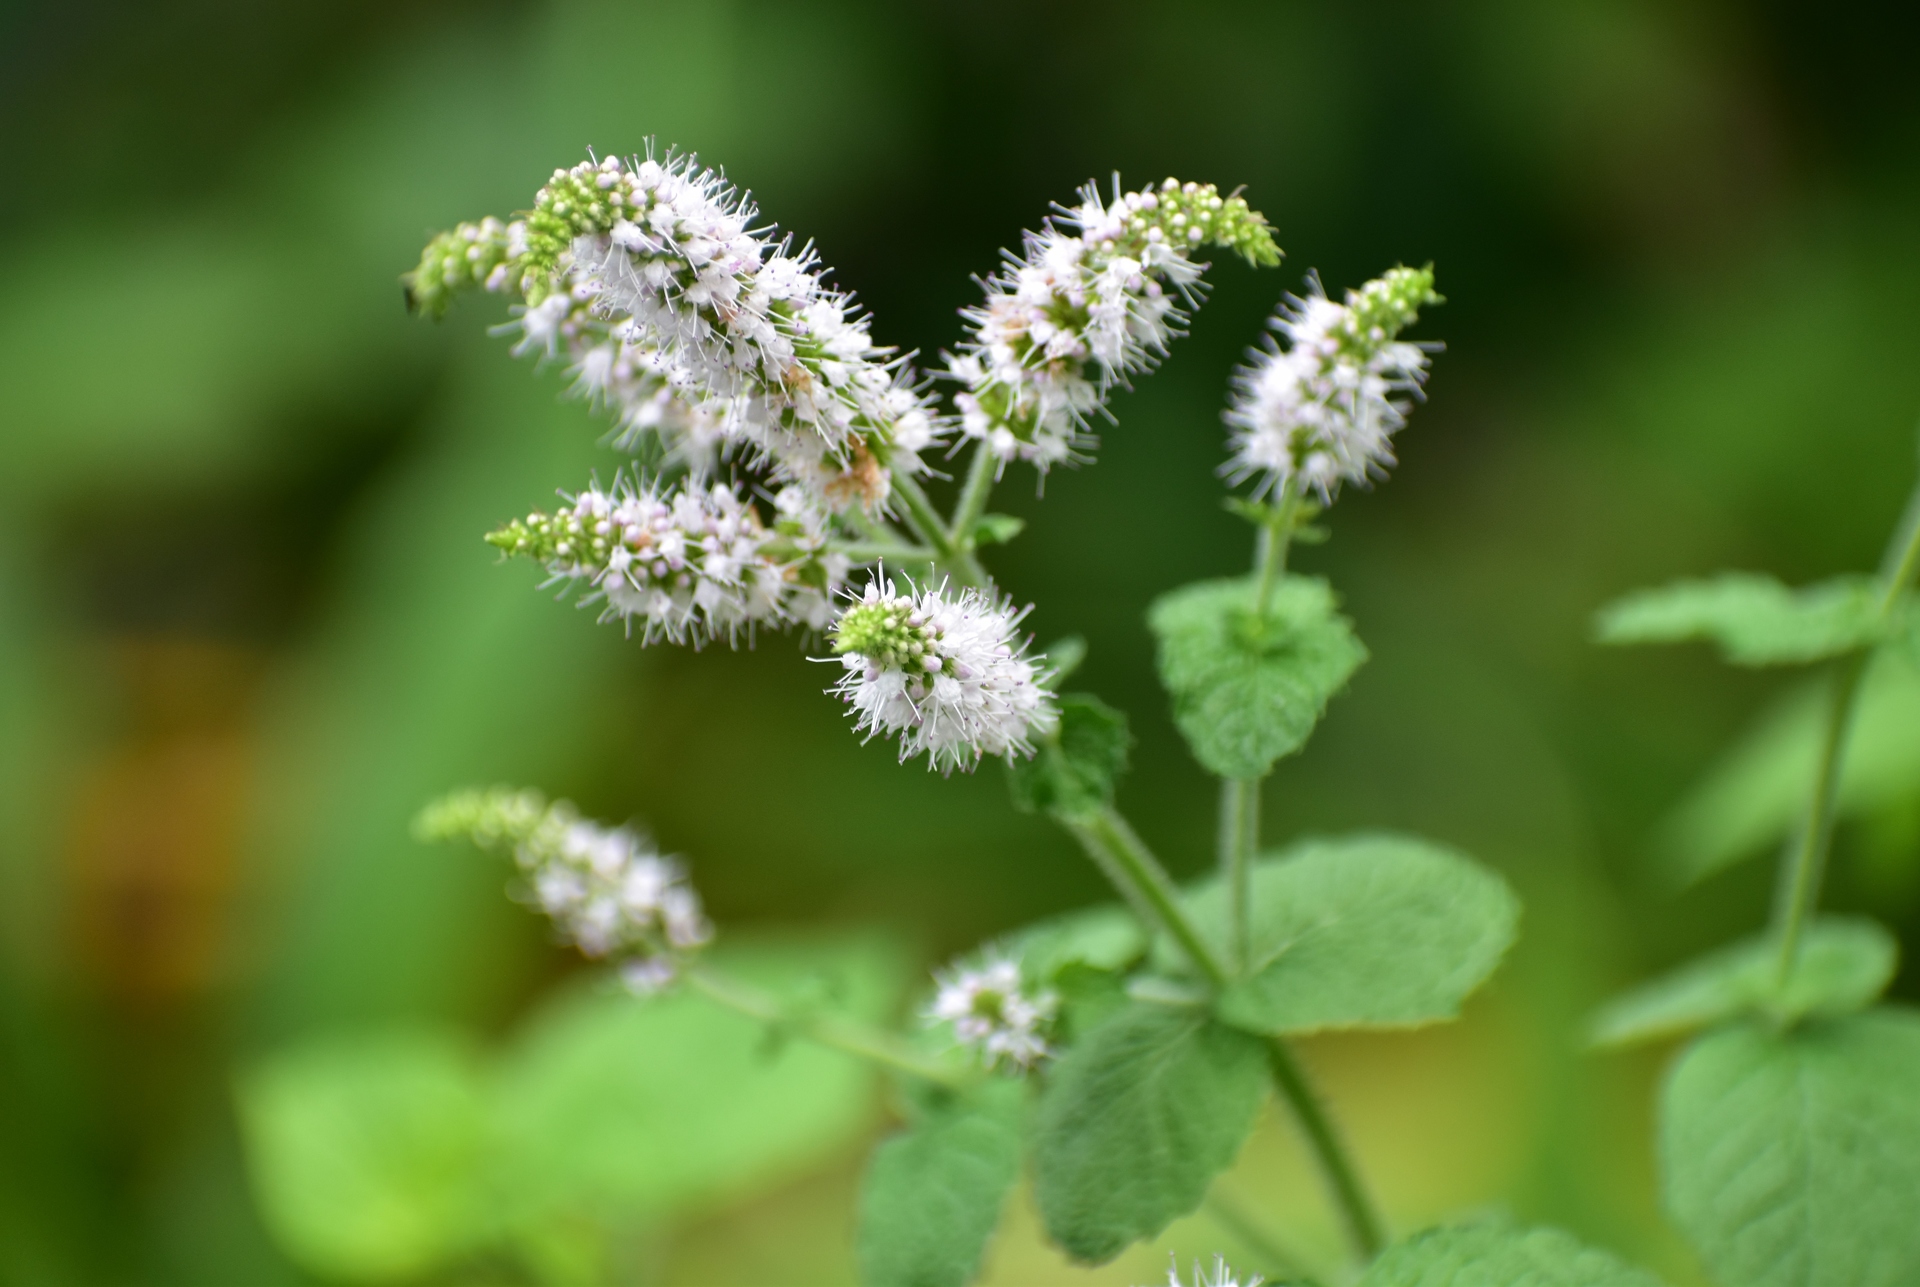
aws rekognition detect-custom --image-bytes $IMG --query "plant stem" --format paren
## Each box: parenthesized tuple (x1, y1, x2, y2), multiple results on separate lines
(890, 472, 990, 589)
(1204, 1189, 1324, 1286)
(1265, 1036, 1387, 1262)
(947, 441, 1000, 546)
(684, 964, 966, 1090)
(1218, 778, 1260, 975)
(1065, 806, 1231, 990)
(1253, 488, 1298, 617)
(831, 541, 942, 564)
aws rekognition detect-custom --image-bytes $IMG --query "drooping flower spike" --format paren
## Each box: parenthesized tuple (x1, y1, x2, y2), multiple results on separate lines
(925, 954, 1059, 1071)
(829, 575, 1057, 773)
(950, 177, 1281, 471)
(1224, 265, 1441, 503)
(486, 477, 845, 646)
(415, 787, 711, 994)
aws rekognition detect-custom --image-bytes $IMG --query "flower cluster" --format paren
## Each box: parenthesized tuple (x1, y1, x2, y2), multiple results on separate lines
(415, 787, 710, 994)
(830, 576, 1057, 772)
(950, 178, 1281, 470)
(486, 479, 845, 645)
(1152, 1255, 1263, 1287)
(1224, 265, 1441, 503)
(407, 151, 940, 512)
(925, 955, 1058, 1071)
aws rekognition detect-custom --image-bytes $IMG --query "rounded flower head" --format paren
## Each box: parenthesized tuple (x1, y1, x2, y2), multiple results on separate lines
(926, 955, 1059, 1071)
(1151, 1255, 1263, 1287)
(1225, 265, 1441, 503)
(829, 575, 1057, 772)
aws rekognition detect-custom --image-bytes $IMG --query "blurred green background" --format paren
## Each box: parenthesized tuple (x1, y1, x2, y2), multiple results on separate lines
(4, 0, 1920, 1282)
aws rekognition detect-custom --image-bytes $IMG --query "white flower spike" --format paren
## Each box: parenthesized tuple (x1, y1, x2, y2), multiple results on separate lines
(926, 955, 1059, 1071)
(1152, 1254, 1263, 1287)
(829, 575, 1058, 773)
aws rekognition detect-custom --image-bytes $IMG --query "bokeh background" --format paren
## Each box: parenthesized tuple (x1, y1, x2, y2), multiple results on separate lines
(5, 1, 1920, 1283)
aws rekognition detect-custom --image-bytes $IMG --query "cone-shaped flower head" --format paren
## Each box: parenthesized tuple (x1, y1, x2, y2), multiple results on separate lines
(829, 576, 1057, 772)
(1225, 265, 1441, 503)
(487, 479, 846, 645)
(1150, 1254, 1263, 1287)
(950, 178, 1280, 471)
(415, 787, 711, 993)
(926, 954, 1059, 1071)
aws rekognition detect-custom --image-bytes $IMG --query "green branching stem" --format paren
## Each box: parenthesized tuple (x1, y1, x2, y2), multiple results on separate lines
(1218, 778, 1259, 974)
(684, 964, 967, 1090)
(1265, 1037, 1388, 1262)
(1772, 467, 1920, 986)
(890, 472, 990, 589)
(1064, 807, 1231, 990)
(947, 440, 1001, 548)
(831, 541, 942, 565)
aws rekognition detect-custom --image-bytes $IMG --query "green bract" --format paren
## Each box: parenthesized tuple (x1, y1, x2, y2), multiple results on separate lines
(1595, 572, 1891, 666)
(1148, 574, 1367, 779)
(1003, 693, 1132, 820)
(1661, 1009, 1920, 1287)
(1361, 1223, 1667, 1287)
(1588, 917, 1897, 1048)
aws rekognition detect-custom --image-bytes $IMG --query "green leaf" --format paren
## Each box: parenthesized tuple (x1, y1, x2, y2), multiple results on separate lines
(1662, 1009, 1920, 1287)
(1004, 693, 1132, 820)
(1361, 1223, 1667, 1286)
(491, 936, 902, 1225)
(1173, 835, 1518, 1035)
(1656, 650, 1920, 885)
(1595, 573, 1888, 666)
(969, 513, 1026, 546)
(856, 1079, 1025, 1287)
(1005, 902, 1147, 982)
(1039, 635, 1087, 686)
(235, 1029, 490, 1282)
(1148, 575, 1367, 779)
(1589, 917, 1897, 1048)
(1031, 1001, 1267, 1264)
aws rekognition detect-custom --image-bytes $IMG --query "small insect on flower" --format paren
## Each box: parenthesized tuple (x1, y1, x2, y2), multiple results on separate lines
(1150, 1253, 1264, 1287)
(1225, 265, 1441, 504)
(926, 955, 1059, 1071)
(829, 575, 1058, 772)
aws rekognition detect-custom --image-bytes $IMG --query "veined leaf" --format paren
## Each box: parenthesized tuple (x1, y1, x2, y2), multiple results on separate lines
(1595, 572, 1889, 666)
(1361, 1223, 1666, 1286)
(856, 1079, 1025, 1287)
(1661, 1008, 1920, 1287)
(1148, 575, 1366, 779)
(1173, 834, 1518, 1035)
(1005, 693, 1132, 821)
(1031, 1001, 1267, 1264)
(1589, 917, 1896, 1048)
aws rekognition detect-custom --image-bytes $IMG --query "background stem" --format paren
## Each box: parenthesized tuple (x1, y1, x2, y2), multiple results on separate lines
(1218, 778, 1259, 974)
(1265, 1037, 1387, 1262)
(947, 441, 1000, 545)
(1065, 807, 1230, 989)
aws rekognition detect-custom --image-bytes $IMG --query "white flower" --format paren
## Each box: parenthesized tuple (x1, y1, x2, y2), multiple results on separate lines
(926, 955, 1058, 1070)
(1152, 1254, 1263, 1287)
(829, 576, 1058, 772)
(1224, 266, 1439, 503)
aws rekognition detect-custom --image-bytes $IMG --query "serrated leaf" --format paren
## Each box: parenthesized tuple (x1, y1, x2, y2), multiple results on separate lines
(1662, 1008, 1920, 1287)
(1657, 650, 1920, 884)
(1148, 576, 1367, 779)
(1361, 1223, 1666, 1286)
(1004, 693, 1131, 820)
(236, 1030, 491, 1282)
(856, 1079, 1025, 1287)
(1595, 572, 1888, 666)
(970, 513, 1026, 546)
(1172, 835, 1518, 1035)
(491, 936, 901, 1224)
(1031, 1002, 1267, 1264)
(1589, 917, 1897, 1048)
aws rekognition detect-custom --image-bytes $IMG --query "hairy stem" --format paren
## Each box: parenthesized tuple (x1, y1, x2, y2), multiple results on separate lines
(1265, 1037, 1387, 1262)
(947, 441, 1001, 547)
(1065, 806, 1231, 990)
(1218, 778, 1260, 974)
(684, 965, 966, 1090)
(890, 472, 990, 589)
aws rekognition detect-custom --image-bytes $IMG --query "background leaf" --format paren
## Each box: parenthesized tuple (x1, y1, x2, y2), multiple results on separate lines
(1589, 917, 1896, 1048)
(1172, 834, 1518, 1035)
(1031, 1001, 1266, 1264)
(1595, 573, 1889, 665)
(1661, 1007, 1920, 1287)
(1004, 903, 1147, 983)
(1148, 575, 1367, 779)
(855, 1078, 1025, 1287)
(1004, 694, 1132, 821)
(236, 1030, 490, 1282)
(1361, 1223, 1667, 1286)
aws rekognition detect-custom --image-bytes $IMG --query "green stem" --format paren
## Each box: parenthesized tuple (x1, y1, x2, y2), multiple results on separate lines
(1218, 778, 1260, 975)
(831, 541, 942, 565)
(890, 473, 990, 589)
(1064, 806, 1231, 990)
(684, 965, 966, 1090)
(1265, 1036, 1387, 1262)
(947, 441, 1000, 546)
(1253, 489, 1298, 617)
(1204, 1189, 1324, 1286)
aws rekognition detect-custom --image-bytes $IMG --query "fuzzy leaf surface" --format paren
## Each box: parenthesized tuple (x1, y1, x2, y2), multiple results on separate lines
(856, 1078, 1025, 1287)
(1148, 575, 1366, 779)
(1589, 917, 1896, 1048)
(1005, 693, 1132, 820)
(1661, 1008, 1920, 1287)
(1361, 1223, 1666, 1286)
(1031, 1002, 1266, 1264)
(1172, 834, 1518, 1034)
(1595, 573, 1887, 666)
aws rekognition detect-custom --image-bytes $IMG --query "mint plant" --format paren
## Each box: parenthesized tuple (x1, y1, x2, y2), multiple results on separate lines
(236, 146, 1785, 1286)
